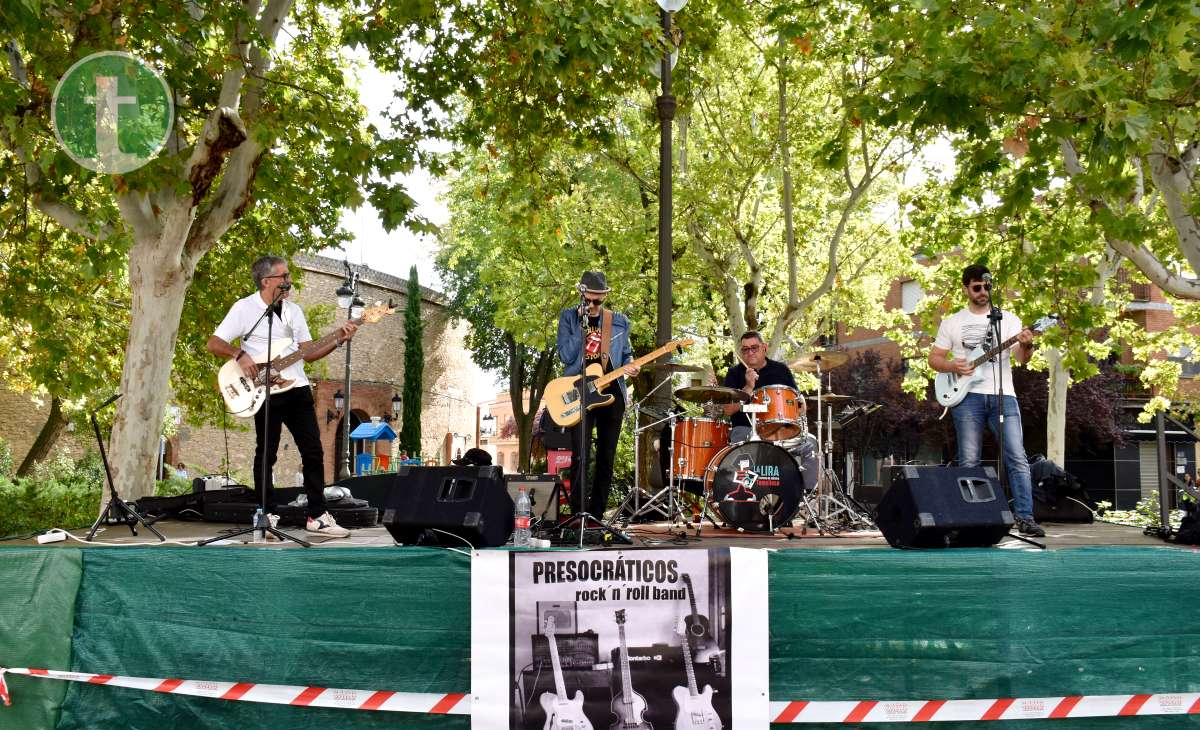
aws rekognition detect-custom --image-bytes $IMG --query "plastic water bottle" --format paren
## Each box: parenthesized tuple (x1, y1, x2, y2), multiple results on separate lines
(514, 487, 532, 547)
(253, 508, 266, 544)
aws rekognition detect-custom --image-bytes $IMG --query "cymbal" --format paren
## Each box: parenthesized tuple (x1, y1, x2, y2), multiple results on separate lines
(789, 350, 850, 372)
(805, 393, 853, 403)
(651, 360, 704, 373)
(674, 386, 751, 404)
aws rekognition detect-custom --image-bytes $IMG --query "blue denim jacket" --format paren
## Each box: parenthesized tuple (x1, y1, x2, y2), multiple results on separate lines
(557, 306, 634, 405)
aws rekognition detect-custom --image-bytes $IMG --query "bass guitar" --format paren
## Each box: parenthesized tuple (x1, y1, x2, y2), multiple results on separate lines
(680, 575, 719, 666)
(609, 609, 652, 730)
(217, 301, 396, 417)
(545, 338, 695, 427)
(672, 617, 722, 730)
(539, 615, 594, 730)
(932, 314, 1059, 408)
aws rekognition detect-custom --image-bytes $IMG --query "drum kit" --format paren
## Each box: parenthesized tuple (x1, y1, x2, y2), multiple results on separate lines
(616, 351, 875, 535)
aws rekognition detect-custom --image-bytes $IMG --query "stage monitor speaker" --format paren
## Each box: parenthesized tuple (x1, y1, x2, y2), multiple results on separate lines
(876, 465, 1014, 548)
(382, 465, 514, 547)
(505, 474, 560, 523)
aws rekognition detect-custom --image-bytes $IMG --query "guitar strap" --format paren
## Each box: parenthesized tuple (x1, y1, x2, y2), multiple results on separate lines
(600, 307, 613, 370)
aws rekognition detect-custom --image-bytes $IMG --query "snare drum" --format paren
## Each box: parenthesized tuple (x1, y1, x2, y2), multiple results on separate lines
(751, 385, 805, 440)
(672, 417, 730, 482)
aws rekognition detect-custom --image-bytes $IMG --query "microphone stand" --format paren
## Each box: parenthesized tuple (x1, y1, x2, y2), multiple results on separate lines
(555, 301, 631, 547)
(86, 393, 166, 542)
(986, 281, 1010, 506)
(200, 286, 310, 547)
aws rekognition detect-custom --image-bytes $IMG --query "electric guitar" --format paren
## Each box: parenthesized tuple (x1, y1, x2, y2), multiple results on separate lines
(932, 314, 1060, 408)
(672, 617, 722, 730)
(545, 338, 695, 427)
(681, 575, 719, 666)
(609, 609, 652, 730)
(539, 616, 594, 730)
(217, 301, 396, 417)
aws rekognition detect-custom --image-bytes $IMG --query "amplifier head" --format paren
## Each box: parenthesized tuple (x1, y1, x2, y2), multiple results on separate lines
(537, 601, 577, 634)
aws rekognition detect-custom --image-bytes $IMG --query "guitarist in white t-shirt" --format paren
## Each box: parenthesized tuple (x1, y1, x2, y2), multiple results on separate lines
(927, 264, 1045, 538)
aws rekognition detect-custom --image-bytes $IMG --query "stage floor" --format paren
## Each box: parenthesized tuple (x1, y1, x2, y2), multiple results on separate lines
(7, 516, 1182, 550)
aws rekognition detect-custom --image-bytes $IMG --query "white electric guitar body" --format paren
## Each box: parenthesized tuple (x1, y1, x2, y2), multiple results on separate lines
(217, 301, 396, 418)
(217, 338, 298, 417)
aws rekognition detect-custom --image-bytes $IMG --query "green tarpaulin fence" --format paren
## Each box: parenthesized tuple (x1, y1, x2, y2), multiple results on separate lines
(1, 546, 1198, 729)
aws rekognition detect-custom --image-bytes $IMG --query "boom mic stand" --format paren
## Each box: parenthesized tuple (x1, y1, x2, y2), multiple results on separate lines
(200, 286, 310, 547)
(986, 279, 1011, 504)
(86, 393, 166, 542)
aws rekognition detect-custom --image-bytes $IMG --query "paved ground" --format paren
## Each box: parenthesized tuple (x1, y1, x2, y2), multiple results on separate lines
(5, 515, 1181, 551)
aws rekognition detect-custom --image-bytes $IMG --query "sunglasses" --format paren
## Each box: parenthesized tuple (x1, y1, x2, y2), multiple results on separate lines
(740, 344, 763, 353)
(585, 297, 606, 306)
(969, 283, 989, 293)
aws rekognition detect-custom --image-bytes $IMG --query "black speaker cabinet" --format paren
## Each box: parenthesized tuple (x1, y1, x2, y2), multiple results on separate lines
(876, 465, 1014, 548)
(382, 465, 514, 547)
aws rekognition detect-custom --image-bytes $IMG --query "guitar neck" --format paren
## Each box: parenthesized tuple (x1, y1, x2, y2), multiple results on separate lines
(684, 575, 700, 618)
(681, 629, 700, 697)
(592, 340, 682, 390)
(546, 628, 568, 702)
(969, 329, 1023, 368)
(618, 623, 633, 701)
(267, 316, 360, 372)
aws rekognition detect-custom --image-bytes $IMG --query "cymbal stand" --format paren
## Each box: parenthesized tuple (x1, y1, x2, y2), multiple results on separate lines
(614, 376, 675, 523)
(799, 361, 873, 532)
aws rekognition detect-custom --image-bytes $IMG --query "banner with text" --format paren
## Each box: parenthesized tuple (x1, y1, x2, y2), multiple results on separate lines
(472, 547, 769, 730)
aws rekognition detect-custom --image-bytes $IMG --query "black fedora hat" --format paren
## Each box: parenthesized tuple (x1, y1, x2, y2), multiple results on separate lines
(579, 271, 610, 294)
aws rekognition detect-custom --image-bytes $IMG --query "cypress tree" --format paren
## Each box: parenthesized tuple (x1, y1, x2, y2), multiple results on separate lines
(400, 266, 424, 456)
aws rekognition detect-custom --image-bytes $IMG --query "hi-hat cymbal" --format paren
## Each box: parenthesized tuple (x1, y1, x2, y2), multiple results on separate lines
(805, 393, 853, 403)
(674, 386, 751, 404)
(789, 350, 850, 371)
(651, 360, 704, 373)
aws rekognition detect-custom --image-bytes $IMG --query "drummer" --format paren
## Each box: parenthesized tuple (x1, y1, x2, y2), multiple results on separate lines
(722, 330, 802, 443)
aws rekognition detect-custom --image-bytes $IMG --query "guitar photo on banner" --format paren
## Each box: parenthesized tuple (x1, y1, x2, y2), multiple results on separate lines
(471, 548, 770, 730)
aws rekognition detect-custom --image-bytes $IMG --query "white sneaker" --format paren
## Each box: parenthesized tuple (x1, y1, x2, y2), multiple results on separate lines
(306, 512, 350, 538)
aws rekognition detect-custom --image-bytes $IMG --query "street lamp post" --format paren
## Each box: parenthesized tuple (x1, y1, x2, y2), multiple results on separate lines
(335, 264, 363, 481)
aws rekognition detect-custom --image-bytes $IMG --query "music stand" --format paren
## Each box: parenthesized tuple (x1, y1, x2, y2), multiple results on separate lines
(199, 288, 310, 547)
(86, 394, 165, 542)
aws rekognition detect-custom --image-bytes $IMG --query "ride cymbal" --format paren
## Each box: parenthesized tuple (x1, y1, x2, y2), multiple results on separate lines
(789, 350, 850, 371)
(651, 360, 704, 373)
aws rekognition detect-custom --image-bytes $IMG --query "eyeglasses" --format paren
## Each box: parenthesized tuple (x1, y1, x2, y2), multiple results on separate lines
(740, 344, 763, 353)
(266, 273, 292, 282)
(969, 283, 989, 293)
(585, 297, 605, 306)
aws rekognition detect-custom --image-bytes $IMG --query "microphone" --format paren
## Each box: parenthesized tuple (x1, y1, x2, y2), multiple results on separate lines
(980, 272, 992, 291)
(95, 392, 121, 410)
(278, 283, 292, 291)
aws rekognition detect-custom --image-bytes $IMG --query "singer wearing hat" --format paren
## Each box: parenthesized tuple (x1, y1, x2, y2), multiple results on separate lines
(556, 271, 640, 517)
(206, 255, 359, 538)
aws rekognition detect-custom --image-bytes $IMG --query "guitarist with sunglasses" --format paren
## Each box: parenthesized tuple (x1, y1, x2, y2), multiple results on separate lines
(928, 264, 1045, 538)
(556, 271, 640, 518)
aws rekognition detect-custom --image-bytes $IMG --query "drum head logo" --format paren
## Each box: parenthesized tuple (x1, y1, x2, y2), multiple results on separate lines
(52, 52, 174, 174)
(728, 456, 758, 500)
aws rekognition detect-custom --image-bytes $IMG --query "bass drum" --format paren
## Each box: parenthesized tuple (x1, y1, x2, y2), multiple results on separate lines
(704, 441, 802, 531)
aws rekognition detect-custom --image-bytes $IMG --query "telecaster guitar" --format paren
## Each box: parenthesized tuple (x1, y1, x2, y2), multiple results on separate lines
(218, 301, 395, 417)
(933, 314, 1059, 408)
(545, 338, 695, 427)
(609, 609, 652, 730)
(672, 617, 721, 730)
(539, 616, 593, 730)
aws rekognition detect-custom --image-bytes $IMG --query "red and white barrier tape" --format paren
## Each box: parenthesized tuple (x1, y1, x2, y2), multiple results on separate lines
(770, 695, 1200, 723)
(0, 667, 468, 715)
(5, 666, 1200, 722)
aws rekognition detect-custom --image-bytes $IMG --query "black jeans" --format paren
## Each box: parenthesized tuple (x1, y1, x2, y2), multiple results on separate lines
(569, 395, 626, 516)
(254, 386, 327, 518)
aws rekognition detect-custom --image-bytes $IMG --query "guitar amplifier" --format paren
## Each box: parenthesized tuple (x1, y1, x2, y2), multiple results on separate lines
(532, 630, 599, 670)
(505, 474, 561, 523)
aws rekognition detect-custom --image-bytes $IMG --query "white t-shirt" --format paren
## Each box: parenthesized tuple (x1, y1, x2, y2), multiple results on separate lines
(214, 293, 312, 387)
(933, 308, 1023, 397)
